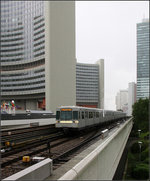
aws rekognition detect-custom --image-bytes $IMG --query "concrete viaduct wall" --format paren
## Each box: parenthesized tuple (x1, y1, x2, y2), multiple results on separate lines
(58, 118, 133, 180)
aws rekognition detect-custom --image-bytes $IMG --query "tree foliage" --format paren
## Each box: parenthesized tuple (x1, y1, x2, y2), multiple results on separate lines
(125, 98, 149, 180)
(132, 98, 149, 132)
(131, 163, 149, 180)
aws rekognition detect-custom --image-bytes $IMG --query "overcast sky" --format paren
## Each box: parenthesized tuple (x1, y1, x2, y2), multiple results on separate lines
(75, 1, 149, 110)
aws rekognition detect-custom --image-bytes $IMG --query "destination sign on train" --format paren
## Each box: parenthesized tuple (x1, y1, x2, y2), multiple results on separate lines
(61, 109, 72, 111)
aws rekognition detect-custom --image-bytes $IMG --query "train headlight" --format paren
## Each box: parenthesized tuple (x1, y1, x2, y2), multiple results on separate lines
(74, 120, 79, 124)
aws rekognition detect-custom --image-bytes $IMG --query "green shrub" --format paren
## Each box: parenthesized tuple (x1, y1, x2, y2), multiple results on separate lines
(143, 157, 149, 164)
(130, 142, 139, 154)
(131, 163, 149, 179)
(140, 132, 149, 139)
(141, 148, 149, 161)
(128, 151, 136, 160)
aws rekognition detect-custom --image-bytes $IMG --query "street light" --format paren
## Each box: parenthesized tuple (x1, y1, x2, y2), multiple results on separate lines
(138, 141, 142, 162)
(138, 129, 141, 138)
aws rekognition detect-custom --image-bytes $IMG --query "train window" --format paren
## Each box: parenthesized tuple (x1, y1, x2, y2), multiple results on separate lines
(85, 111, 88, 119)
(89, 112, 91, 118)
(96, 112, 99, 118)
(56, 111, 60, 120)
(93, 112, 95, 118)
(73, 111, 78, 120)
(89, 112, 93, 118)
(82, 112, 84, 119)
(60, 111, 72, 120)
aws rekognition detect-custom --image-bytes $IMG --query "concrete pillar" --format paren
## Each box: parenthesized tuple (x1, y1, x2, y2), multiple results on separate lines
(96, 59, 104, 109)
(44, 1, 76, 113)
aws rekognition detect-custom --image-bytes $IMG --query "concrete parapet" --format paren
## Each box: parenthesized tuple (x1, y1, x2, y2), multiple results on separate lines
(58, 118, 133, 180)
(3, 158, 52, 181)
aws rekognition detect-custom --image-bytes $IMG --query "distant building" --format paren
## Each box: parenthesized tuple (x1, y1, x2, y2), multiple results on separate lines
(128, 82, 136, 116)
(116, 90, 128, 113)
(76, 59, 104, 109)
(116, 92, 121, 111)
(136, 19, 149, 100)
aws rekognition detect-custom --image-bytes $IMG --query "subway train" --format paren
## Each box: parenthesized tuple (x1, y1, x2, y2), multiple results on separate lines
(55, 106, 126, 131)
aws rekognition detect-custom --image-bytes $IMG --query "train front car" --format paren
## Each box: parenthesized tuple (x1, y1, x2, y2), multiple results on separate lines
(55, 106, 128, 133)
(55, 106, 79, 131)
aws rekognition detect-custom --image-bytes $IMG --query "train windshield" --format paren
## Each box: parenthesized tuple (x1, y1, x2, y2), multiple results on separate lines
(61, 111, 72, 120)
(56, 111, 60, 120)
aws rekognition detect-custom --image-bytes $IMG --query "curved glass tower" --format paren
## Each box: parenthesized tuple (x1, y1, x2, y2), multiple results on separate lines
(1, 1, 76, 112)
(1, 1, 45, 109)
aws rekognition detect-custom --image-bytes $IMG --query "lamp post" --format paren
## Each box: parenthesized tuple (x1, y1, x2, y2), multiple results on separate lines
(138, 141, 142, 162)
(138, 129, 141, 138)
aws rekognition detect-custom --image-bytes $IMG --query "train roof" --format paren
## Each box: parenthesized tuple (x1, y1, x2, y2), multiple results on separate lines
(58, 105, 101, 110)
(57, 106, 125, 113)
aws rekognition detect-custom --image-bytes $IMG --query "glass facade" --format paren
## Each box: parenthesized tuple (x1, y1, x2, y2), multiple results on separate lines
(137, 20, 149, 99)
(76, 63, 99, 108)
(1, 1, 45, 108)
(1, 1, 102, 110)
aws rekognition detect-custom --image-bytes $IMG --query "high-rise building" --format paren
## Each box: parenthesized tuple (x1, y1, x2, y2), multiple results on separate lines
(1, 1, 76, 113)
(116, 92, 121, 111)
(115, 90, 128, 113)
(128, 82, 136, 116)
(76, 59, 104, 109)
(137, 19, 149, 100)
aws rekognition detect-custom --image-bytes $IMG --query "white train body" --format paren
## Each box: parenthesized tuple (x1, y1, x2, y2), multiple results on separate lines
(55, 106, 126, 130)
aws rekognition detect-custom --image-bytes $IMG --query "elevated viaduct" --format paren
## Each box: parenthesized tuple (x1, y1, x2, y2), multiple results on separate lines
(48, 117, 133, 180)
(3, 118, 133, 180)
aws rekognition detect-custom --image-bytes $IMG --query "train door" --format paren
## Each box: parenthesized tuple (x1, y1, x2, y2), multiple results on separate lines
(93, 111, 96, 125)
(81, 110, 85, 128)
(78, 110, 81, 127)
(85, 110, 88, 128)
(90, 111, 94, 126)
(95, 112, 99, 125)
(73, 110, 79, 128)
(100, 111, 103, 124)
(88, 111, 92, 126)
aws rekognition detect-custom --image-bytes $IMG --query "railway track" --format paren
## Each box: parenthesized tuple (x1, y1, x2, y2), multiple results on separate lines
(1, 124, 56, 149)
(1, 130, 99, 179)
(1, 121, 124, 179)
(2, 124, 55, 136)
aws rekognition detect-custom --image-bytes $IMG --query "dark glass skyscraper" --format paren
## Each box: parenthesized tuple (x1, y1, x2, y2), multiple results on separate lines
(137, 19, 149, 99)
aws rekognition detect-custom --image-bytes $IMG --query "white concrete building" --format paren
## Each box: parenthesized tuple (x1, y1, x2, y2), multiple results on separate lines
(128, 82, 136, 116)
(115, 90, 128, 113)
(44, 1, 76, 112)
(116, 92, 121, 111)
